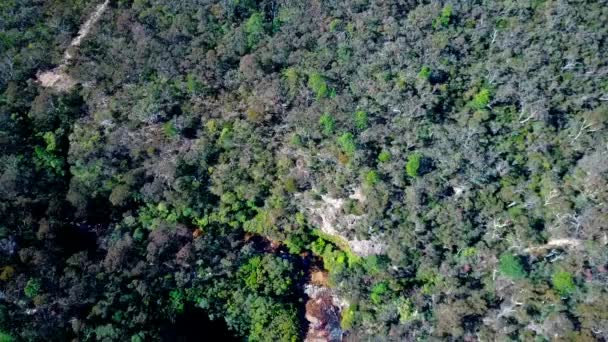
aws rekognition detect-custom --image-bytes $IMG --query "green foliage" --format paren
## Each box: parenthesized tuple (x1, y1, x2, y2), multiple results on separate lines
(247, 298, 299, 342)
(329, 18, 343, 32)
(405, 153, 422, 177)
(499, 253, 526, 279)
(245, 12, 265, 48)
(364, 170, 380, 186)
(34, 131, 64, 175)
(471, 88, 491, 109)
(24, 278, 41, 298)
(338, 133, 356, 156)
(552, 271, 576, 296)
(319, 113, 335, 135)
(169, 290, 185, 314)
(354, 110, 368, 130)
(282, 67, 299, 94)
(341, 305, 356, 330)
(377, 150, 391, 163)
(238, 255, 294, 296)
(433, 4, 453, 29)
(162, 121, 178, 138)
(370, 282, 388, 304)
(0, 332, 13, 342)
(397, 297, 419, 323)
(307, 72, 329, 99)
(418, 66, 431, 80)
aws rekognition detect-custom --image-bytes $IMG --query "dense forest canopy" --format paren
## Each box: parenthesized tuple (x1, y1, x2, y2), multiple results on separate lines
(1, 0, 607, 341)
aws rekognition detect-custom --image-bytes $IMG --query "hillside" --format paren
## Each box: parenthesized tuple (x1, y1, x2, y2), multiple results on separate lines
(1, 0, 607, 341)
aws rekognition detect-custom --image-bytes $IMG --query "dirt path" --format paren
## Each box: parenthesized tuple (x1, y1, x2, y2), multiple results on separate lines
(523, 238, 583, 253)
(37, 0, 110, 91)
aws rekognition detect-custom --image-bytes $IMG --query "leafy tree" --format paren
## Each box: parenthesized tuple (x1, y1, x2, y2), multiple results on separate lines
(24, 278, 41, 299)
(499, 253, 526, 279)
(433, 4, 453, 29)
(418, 66, 431, 80)
(238, 255, 295, 296)
(552, 271, 576, 296)
(471, 88, 491, 109)
(319, 113, 335, 135)
(354, 110, 368, 130)
(308, 72, 329, 99)
(364, 170, 380, 186)
(245, 13, 265, 49)
(406, 153, 422, 177)
(338, 132, 356, 157)
(378, 150, 391, 163)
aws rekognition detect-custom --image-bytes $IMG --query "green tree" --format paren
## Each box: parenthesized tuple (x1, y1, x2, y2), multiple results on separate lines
(238, 255, 295, 296)
(418, 66, 431, 80)
(308, 72, 329, 99)
(471, 88, 491, 109)
(24, 278, 41, 298)
(406, 153, 422, 177)
(378, 150, 391, 163)
(552, 271, 575, 296)
(319, 113, 335, 135)
(499, 253, 526, 279)
(338, 133, 356, 157)
(433, 4, 453, 29)
(354, 110, 368, 130)
(245, 13, 265, 49)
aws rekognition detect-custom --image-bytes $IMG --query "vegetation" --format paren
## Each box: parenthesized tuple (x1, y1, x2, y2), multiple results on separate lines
(499, 253, 526, 279)
(406, 153, 422, 178)
(1, 0, 607, 341)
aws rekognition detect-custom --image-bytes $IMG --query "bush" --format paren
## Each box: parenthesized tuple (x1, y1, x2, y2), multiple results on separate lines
(418, 66, 431, 80)
(319, 113, 335, 135)
(371, 282, 388, 304)
(354, 110, 368, 130)
(378, 150, 391, 163)
(471, 88, 491, 109)
(433, 4, 453, 29)
(499, 253, 526, 279)
(0, 332, 13, 342)
(552, 271, 575, 296)
(245, 13, 265, 48)
(338, 133, 356, 156)
(364, 170, 380, 186)
(24, 278, 42, 298)
(308, 72, 329, 99)
(406, 153, 422, 177)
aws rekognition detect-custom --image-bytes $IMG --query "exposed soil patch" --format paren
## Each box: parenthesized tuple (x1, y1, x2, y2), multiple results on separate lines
(37, 0, 109, 91)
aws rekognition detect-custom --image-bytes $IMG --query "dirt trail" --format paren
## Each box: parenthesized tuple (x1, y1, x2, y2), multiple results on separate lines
(37, 0, 110, 91)
(523, 238, 583, 253)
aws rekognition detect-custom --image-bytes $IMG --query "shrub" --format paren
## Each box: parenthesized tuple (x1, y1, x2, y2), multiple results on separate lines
(0, 332, 13, 342)
(552, 271, 575, 296)
(378, 150, 391, 162)
(364, 170, 380, 185)
(354, 110, 368, 130)
(471, 88, 491, 109)
(418, 66, 431, 80)
(245, 13, 265, 49)
(371, 282, 388, 304)
(282, 67, 299, 93)
(433, 4, 453, 29)
(341, 305, 356, 330)
(338, 133, 356, 156)
(499, 253, 526, 279)
(308, 72, 329, 99)
(406, 153, 422, 177)
(24, 278, 42, 298)
(319, 113, 335, 135)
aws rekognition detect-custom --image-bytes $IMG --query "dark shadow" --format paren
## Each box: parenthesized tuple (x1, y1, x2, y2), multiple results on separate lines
(160, 304, 241, 342)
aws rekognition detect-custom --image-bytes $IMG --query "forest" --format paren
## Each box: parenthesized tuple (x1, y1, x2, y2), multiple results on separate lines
(1, 0, 607, 341)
